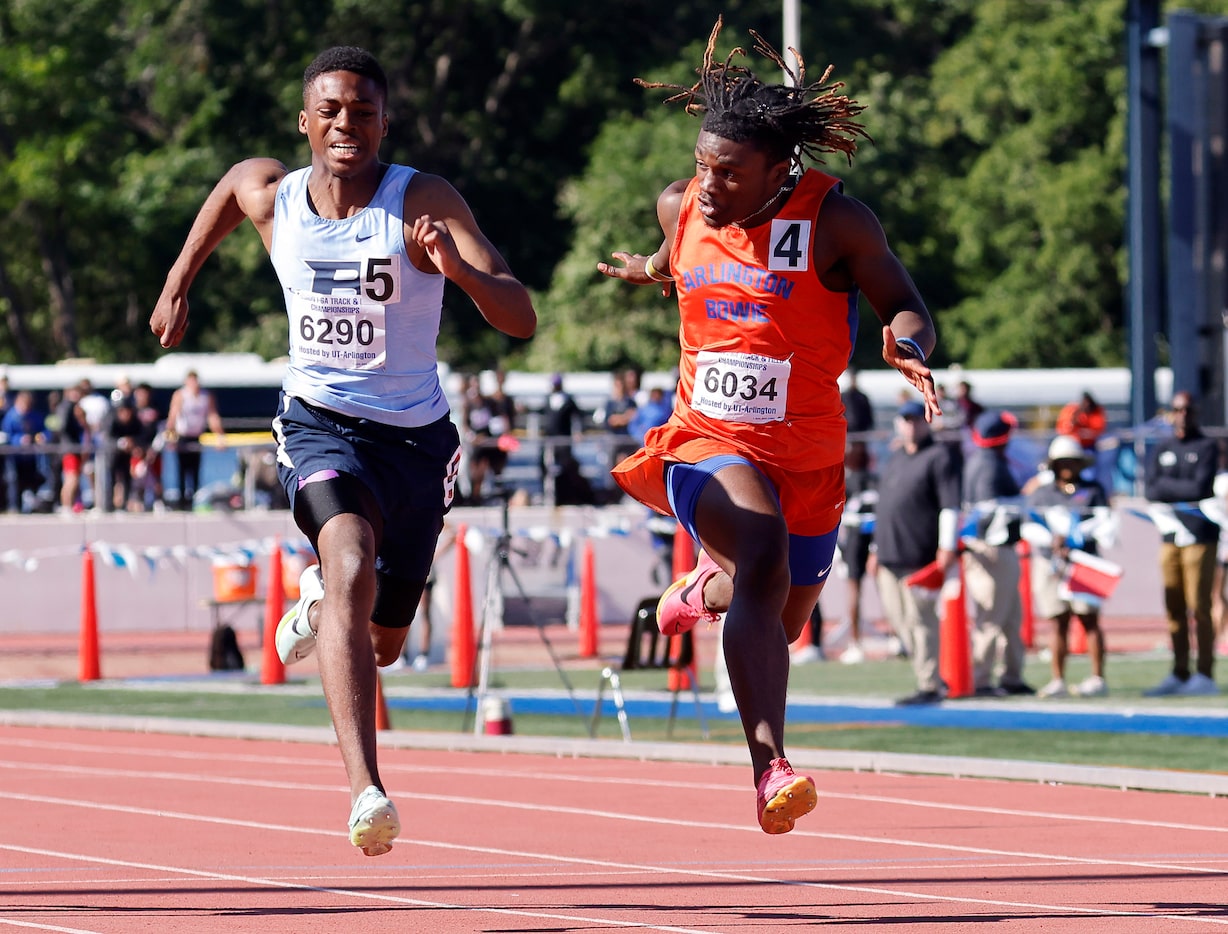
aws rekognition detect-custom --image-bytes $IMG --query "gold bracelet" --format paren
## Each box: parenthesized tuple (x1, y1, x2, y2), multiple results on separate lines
(644, 254, 673, 282)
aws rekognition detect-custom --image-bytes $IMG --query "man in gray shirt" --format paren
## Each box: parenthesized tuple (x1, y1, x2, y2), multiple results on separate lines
(873, 401, 963, 705)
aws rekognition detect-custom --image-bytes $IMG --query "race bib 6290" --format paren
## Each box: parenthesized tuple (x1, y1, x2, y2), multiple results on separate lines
(288, 290, 386, 371)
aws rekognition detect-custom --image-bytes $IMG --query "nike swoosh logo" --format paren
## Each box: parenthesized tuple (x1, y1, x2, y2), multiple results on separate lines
(355, 233, 376, 242)
(678, 575, 703, 610)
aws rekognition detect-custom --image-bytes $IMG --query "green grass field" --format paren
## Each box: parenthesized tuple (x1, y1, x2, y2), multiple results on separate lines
(2, 650, 1225, 774)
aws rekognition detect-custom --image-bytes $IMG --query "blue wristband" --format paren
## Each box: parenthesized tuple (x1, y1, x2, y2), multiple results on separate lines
(894, 336, 927, 362)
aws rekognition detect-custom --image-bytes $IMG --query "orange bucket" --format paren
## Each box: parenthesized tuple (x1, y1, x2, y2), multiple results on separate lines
(212, 559, 258, 602)
(281, 552, 319, 600)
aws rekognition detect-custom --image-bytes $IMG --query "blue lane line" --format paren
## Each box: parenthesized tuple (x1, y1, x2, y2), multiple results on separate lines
(378, 694, 1228, 737)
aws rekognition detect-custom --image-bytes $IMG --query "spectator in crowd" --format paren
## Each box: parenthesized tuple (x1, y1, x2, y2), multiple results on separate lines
(130, 382, 165, 511)
(1057, 391, 1107, 453)
(622, 366, 648, 408)
(484, 369, 518, 497)
(110, 374, 135, 410)
(1025, 435, 1111, 697)
(932, 384, 950, 430)
(76, 378, 112, 442)
(791, 602, 826, 665)
(872, 400, 962, 705)
(106, 400, 143, 510)
(1, 391, 49, 512)
(837, 366, 877, 664)
(835, 483, 876, 664)
(628, 385, 672, 444)
(963, 410, 1033, 696)
(596, 369, 639, 463)
(461, 373, 502, 504)
(539, 372, 583, 496)
(487, 368, 517, 439)
(166, 369, 224, 509)
(53, 381, 90, 513)
(1143, 391, 1220, 696)
(952, 380, 984, 430)
(398, 521, 457, 672)
(553, 452, 598, 506)
(841, 367, 874, 473)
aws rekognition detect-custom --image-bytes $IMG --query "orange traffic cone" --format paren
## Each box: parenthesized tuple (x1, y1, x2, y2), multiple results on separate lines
(261, 540, 286, 685)
(451, 525, 475, 688)
(667, 658, 686, 692)
(375, 672, 392, 731)
(671, 522, 696, 580)
(1017, 540, 1035, 650)
(667, 525, 699, 691)
(578, 538, 598, 658)
(938, 562, 973, 699)
(794, 618, 813, 650)
(78, 549, 101, 683)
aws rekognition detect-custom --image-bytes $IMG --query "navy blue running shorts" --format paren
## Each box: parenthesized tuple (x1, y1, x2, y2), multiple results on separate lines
(273, 393, 462, 586)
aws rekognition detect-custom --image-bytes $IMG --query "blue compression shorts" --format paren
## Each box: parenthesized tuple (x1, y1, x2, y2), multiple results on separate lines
(664, 455, 840, 585)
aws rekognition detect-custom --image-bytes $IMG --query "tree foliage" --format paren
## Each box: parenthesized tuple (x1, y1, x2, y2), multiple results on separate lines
(0, 0, 1198, 377)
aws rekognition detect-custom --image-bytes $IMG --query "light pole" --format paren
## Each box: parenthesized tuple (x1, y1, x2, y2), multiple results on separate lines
(782, 0, 801, 85)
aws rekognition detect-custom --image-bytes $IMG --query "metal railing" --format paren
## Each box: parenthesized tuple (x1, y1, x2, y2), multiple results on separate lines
(1, 421, 1221, 513)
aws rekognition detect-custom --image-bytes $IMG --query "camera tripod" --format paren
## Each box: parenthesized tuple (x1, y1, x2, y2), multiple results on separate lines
(463, 485, 594, 736)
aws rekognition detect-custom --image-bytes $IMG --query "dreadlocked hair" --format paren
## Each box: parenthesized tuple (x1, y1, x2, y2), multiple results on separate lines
(636, 16, 869, 167)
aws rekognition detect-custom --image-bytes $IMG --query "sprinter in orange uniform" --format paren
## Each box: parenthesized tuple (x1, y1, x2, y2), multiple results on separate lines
(598, 19, 939, 834)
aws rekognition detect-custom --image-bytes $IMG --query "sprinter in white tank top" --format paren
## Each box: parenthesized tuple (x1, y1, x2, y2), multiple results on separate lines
(150, 47, 535, 857)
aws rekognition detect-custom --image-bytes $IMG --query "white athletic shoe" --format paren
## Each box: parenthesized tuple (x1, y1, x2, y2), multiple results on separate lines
(839, 643, 866, 665)
(348, 785, 400, 857)
(412, 653, 430, 673)
(1177, 673, 1219, 696)
(1037, 678, 1068, 698)
(791, 644, 823, 665)
(275, 565, 324, 664)
(1074, 675, 1108, 698)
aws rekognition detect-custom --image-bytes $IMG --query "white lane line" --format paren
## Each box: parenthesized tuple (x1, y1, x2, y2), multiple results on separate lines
(0, 921, 105, 934)
(0, 844, 720, 934)
(3, 748, 1227, 837)
(0, 793, 1225, 925)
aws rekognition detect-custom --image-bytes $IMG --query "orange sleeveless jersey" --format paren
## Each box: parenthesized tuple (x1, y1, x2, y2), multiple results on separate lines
(613, 170, 856, 523)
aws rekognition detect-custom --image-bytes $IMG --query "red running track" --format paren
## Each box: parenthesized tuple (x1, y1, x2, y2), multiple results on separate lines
(1, 724, 1227, 933)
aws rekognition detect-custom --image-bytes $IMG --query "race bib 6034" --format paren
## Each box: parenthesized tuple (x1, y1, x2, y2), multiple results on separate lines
(690, 350, 790, 423)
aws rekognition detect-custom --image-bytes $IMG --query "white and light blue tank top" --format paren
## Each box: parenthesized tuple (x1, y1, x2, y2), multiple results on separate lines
(270, 164, 449, 427)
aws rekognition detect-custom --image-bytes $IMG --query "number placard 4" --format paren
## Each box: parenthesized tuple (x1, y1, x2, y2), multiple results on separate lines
(768, 219, 810, 272)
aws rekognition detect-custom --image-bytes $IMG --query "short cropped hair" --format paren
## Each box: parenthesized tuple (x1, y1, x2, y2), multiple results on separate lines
(303, 46, 388, 102)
